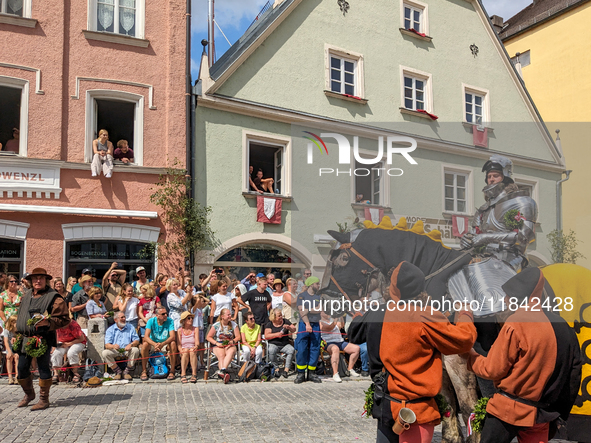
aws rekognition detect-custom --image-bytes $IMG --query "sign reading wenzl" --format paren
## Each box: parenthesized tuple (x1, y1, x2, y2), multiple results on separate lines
(0, 164, 61, 198)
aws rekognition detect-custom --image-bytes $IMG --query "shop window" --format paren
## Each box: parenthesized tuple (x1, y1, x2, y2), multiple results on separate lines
(0, 239, 23, 277)
(88, 0, 146, 38)
(215, 244, 304, 282)
(66, 241, 154, 285)
(0, 80, 27, 156)
(86, 90, 144, 165)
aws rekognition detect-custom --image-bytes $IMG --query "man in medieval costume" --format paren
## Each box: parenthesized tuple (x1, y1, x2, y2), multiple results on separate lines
(465, 268, 582, 443)
(460, 154, 537, 272)
(349, 262, 477, 443)
(16, 268, 70, 410)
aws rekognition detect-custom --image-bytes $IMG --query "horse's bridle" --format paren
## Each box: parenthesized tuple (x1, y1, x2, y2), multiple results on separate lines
(330, 243, 381, 302)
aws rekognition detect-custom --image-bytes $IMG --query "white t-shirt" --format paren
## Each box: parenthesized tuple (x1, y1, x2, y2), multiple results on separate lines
(271, 293, 284, 310)
(321, 319, 344, 344)
(211, 292, 235, 317)
(124, 297, 140, 321)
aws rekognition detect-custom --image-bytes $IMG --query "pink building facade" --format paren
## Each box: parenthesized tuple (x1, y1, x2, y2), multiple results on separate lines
(0, 0, 188, 281)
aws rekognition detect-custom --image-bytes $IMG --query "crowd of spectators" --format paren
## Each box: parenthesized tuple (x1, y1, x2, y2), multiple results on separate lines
(0, 266, 370, 386)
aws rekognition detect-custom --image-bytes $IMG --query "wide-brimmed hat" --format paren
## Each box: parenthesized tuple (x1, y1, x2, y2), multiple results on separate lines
(25, 268, 53, 281)
(273, 278, 284, 288)
(79, 274, 96, 284)
(180, 311, 194, 323)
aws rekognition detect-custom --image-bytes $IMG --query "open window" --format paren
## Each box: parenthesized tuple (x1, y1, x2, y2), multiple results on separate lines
(0, 78, 28, 157)
(85, 90, 144, 165)
(354, 160, 383, 205)
(244, 132, 291, 197)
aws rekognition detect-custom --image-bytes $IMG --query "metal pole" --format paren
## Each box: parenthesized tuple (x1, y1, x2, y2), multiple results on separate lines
(208, 0, 215, 67)
(556, 170, 572, 232)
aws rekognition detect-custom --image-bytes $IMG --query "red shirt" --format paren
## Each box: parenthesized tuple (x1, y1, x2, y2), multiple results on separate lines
(56, 320, 87, 345)
(139, 296, 160, 317)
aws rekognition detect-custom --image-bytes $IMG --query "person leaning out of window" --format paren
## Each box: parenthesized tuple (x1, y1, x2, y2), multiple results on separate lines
(91, 129, 114, 178)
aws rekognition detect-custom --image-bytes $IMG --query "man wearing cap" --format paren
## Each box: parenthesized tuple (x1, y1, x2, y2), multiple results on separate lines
(71, 268, 101, 294)
(460, 154, 537, 272)
(348, 262, 476, 442)
(102, 311, 140, 380)
(465, 268, 581, 443)
(240, 276, 272, 327)
(294, 275, 323, 384)
(71, 275, 96, 329)
(102, 262, 127, 311)
(15, 268, 71, 410)
(132, 266, 152, 296)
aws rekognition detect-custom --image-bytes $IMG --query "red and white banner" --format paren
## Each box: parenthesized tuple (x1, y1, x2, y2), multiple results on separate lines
(473, 126, 488, 148)
(256, 196, 282, 224)
(452, 215, 469, 237)
(364, 207, 384, 225)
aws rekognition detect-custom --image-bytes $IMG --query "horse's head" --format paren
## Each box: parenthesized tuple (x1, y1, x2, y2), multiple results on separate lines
(320, 228, 391, 307)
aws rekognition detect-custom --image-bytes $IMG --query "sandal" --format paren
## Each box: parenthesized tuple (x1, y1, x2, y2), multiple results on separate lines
(72, 374, 82, 384)
(167, 372, 176, 381)
(181, 376, 188, 384)
(189, 375, 197, 383)
(52, 375, 59, 385)
(140, 371, 149, 381)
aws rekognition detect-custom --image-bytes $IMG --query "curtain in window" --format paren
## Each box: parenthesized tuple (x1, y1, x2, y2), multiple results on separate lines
(7, 0, 24, 16)
(98, 0, 115, 31)
(119, 0, 136, 36)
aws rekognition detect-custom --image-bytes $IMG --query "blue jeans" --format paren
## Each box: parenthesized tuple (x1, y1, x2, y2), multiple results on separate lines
(359, 342, 369, 372)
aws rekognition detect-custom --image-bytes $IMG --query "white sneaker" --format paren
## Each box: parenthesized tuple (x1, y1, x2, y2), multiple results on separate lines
(105, 173, 112, 178)
(333, 373, 342, 383)
(91, 173, 97, 177)
(349, 369, 360, 377)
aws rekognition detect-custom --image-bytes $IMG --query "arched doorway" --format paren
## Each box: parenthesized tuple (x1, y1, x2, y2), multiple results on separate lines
(214, 243, 308, 282)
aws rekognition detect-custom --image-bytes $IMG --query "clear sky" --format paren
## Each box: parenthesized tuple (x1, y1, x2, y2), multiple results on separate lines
(189, 0, 533, 79)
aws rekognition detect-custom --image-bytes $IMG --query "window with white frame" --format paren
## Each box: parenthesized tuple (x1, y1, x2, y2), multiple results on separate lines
(330, 55, 356, 96)
(88, 0, 145, 38)
(463, 85, 489, 125)
(465, 92, 484, 125)
(0, 78, 29, 157)
(354, 160, 384, 206)
(514, 176, 539, 206)
(444, 171, 469, 213)
(325, 45, 365, 98)
(0, 0, 31, 17)
(404, 75, 425, 111)
(85, 90, 144, 165)
(244, 133, 291, 196)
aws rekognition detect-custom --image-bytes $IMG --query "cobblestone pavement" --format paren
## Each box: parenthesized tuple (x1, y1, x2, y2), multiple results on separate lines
(0, 377, 442, 443)
(0, 378, 576, 443)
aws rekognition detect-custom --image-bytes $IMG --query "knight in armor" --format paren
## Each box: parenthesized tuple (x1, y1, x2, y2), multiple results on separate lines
(460, 155, 538, 272)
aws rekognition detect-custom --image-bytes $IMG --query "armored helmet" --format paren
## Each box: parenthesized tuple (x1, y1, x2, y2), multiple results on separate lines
(482, 154, 514, 184)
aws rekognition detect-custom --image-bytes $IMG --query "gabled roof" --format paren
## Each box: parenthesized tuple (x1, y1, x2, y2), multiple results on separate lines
(500, 0, 591, 41)
(209, 0, 297, 81)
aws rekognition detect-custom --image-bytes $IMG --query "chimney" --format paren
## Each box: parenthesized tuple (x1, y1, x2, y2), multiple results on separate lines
(490, 15, 504, 34)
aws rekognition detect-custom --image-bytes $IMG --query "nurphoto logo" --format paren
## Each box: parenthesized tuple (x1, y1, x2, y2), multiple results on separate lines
(303, 132, 419, 177)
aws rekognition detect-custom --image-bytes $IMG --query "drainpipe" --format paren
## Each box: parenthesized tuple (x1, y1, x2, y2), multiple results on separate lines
(186, 0, 194, 276)
(556, 170, 572, 232)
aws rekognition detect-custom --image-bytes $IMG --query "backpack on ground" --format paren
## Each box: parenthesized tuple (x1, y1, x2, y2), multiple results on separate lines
(258, 362, 275, 381)
(237, 360, 257, 382)
(148, 352, 169, 379)
(83, 358, 103, 382)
